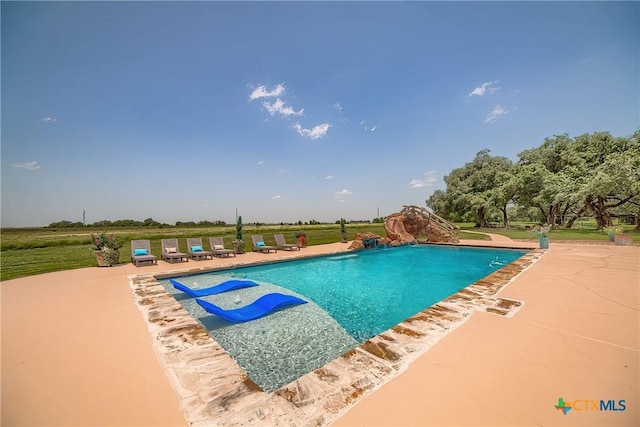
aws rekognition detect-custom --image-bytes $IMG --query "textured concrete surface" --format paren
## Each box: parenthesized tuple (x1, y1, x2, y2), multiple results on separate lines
(2, 237, 637, 426)
(334, 242, 639, 427)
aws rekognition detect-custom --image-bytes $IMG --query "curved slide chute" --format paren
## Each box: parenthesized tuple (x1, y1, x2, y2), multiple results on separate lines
(385, 216, 417, 243)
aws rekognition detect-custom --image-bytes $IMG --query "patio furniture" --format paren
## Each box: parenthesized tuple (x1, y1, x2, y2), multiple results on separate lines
(170, 278, 258, 297)
(186, 237, 214, 260)
(251, 235, 277, 253)
(130, 239, 158, 266)
(208, 237, 236, 258)
(196, 293, 306, 323)
(160, 238, 189, 263)
(274, 233, 300, 251)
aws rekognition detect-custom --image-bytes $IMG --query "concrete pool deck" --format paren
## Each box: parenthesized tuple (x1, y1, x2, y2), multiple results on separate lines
(2, 237, 638, 426)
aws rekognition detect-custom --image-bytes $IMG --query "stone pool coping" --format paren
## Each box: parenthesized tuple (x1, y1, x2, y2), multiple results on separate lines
(129, 243, 544, 426)
(2, 238, 638, 426)
(131, 242, 543, 426)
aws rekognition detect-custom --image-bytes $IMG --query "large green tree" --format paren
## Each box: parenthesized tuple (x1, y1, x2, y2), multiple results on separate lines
(426, 189, 449, 216)
(515, 134, 584, 226)
(575, 131, 640, 229)
(429, 130, 639, 229)
(437, 149, 514, 227)
(489, 164, 518, 228)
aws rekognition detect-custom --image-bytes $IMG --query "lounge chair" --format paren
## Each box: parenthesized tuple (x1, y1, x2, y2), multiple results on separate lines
(251, 235, 277, 253)
(130, 239, 158, 266)
(196, 293, 306, 322)
(160, 238, 189, 263)
(186, 238, 214, 260)
(208, 237, 236, 258)
(274, 233, 300, 251)
(170, 278, 258, 297)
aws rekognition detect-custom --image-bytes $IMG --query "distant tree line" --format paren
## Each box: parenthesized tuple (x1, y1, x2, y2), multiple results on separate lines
(47, 218, 228, 228)
(427, 131, 640, 230)
(46, 217, 386, 229)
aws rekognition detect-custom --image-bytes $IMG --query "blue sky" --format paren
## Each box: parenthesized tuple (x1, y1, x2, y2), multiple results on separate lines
(2, 1, 638, 227)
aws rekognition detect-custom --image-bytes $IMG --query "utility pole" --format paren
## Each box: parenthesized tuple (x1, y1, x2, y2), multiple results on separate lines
(83, 209, 86, 226)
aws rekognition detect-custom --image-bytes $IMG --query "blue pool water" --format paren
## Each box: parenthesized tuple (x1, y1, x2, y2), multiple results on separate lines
(203, 245, 525, 340)
(159, 245, 526, 391)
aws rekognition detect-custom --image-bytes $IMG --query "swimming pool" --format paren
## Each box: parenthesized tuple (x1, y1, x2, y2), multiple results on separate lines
(159, 245, 527, 392)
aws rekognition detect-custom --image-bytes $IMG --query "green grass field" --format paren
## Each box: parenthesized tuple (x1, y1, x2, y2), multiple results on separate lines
(0, 224, 385, 281)
(1, 222, 636, 281)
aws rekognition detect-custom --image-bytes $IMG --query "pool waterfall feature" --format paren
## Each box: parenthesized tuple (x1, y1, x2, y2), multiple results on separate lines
(348, 205, 460, 250)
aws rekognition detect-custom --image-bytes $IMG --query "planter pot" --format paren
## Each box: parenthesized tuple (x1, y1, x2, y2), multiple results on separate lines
(95, 249, 119, 267)
(614, 235, 632, 246)
(95, 250, 108, 267)
(608, 235, 616, 242)
(539, 236, 549, 249)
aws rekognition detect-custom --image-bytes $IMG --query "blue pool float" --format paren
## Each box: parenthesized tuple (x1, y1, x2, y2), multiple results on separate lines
(195, 293, 307, 323)
(170, 278, 258, 297)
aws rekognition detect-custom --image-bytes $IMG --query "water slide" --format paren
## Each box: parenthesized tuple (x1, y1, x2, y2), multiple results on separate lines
(385, 216, 417, 243)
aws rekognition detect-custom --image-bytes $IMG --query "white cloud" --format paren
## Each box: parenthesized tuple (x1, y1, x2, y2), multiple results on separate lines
(249, 83, 286, 101)
(271, 195, 282, 199)
(409, 171, 437, 188)
(334, 188, 352, 203)
(263, 98, 303, 117)
(13, 161, 41, 170)
(360, 120, 377, 132)
(333, 103, 343, 113)
(42, 117, 57, 123)
(292, 123, 331, 140)
(250, 83, 331, 139)
(485, 105, 509, 123)
(276, 169, 290, 175)
(325, 175, 334, 180)
(468, 81, 500, 97)
(257, 160, 264, 165)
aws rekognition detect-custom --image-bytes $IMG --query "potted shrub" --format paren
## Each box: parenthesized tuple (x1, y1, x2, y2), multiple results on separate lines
(603, 226, 631, 245)
(531, 224, 551, 249)
(232, 216, 245, 254)
(603, 225, 623, 242)
(91, 231, 122, 266)
(295, 231, 307, 248)
(340, 218, 348, 243)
